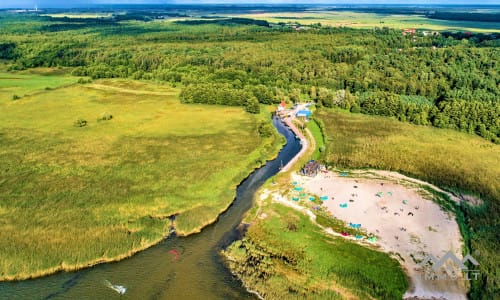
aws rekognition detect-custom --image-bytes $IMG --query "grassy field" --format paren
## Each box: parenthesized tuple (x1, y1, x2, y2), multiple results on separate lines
(315, 109, 499, 202)
(0, 68, 80, 102)
(42, 13, 114, 19)
(231, 11, 500, 32)
(307, 119, 325, 160)
(0, 75, 281, 281)
(224, 197, 407, 299)
(315, 108, 500, 299)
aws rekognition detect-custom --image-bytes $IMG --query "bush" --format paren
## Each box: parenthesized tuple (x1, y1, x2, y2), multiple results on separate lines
(77, 78, 92, 84)
(97, 112, 113, 121)
(245, 96, 260, 114)
(12, 94, 20, 100)
(74, 118, 87, 127)
(258, 121, 274, 137)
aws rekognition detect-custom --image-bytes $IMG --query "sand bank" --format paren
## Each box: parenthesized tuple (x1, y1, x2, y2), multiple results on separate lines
(291, 170, 468, 299)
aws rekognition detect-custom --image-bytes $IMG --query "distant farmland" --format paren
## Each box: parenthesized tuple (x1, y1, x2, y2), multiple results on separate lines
(229, 11, 500, 32)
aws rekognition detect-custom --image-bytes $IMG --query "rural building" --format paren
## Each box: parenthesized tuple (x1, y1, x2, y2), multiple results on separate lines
(402, 28, 416, 35)
(276, 101, 289, 117)
(422, 30, 440, 36)
(301, 160, 322, 177)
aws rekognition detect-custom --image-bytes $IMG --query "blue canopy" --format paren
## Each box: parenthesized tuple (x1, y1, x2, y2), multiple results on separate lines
(296, 110, 312, 117)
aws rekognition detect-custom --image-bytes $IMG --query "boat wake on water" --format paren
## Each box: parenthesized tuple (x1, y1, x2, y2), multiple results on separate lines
(104, 280, 127, 295)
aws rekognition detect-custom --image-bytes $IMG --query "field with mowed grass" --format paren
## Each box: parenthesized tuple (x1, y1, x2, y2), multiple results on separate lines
(233, 11, 500, 32)
(0, 76, 281, 281)
(0, 68, 80, 102)
(315, 108, 500, 299)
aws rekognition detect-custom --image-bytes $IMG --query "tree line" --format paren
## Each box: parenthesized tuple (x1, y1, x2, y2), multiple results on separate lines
(1, 14, 498, 141)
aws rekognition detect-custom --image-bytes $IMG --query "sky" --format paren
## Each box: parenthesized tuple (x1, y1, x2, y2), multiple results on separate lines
(1, 0, 499, 9)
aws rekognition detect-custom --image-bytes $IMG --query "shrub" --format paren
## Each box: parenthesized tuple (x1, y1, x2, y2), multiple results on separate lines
(74, 118, 87, 127)
(258, 121, 274, 137)
(244, 96, 260, 114)
(98, 112, 113, 121)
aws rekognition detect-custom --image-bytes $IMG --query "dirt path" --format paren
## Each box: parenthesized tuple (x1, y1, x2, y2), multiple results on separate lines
(280, 117, 314, 172)
(87, 83, 177, 96)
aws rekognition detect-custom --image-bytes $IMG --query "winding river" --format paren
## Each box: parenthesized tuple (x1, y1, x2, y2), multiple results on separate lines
(0, 116, 302, 300)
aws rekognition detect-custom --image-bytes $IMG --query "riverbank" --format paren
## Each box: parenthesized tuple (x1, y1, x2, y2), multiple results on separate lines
(294, 170, 468, 299)
(223, 114, 407, 299)
(0, 78, 285, 282)
(223, 110, 477, 299)
(225, 167, 469, 299)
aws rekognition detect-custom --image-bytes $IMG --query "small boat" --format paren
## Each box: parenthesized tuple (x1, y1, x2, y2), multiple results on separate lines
(104, 280, 127, 295)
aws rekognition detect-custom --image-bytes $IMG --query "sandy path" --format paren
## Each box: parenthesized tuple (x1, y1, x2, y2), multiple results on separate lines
(280, 117, 309, 172)
(294, 171, 468, 300)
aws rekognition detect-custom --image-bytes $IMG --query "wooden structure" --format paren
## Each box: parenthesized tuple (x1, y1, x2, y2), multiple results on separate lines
(301, 160, 322, 177)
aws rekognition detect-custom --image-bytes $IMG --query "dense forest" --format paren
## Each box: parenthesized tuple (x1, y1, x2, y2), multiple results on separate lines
(0, 13, 498, 143)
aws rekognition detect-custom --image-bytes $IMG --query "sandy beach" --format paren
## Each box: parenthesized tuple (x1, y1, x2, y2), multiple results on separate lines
(291, 170, 468, 300)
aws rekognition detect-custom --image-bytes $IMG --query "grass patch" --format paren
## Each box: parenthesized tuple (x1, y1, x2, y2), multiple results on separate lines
(232, 11, 500, 32)
(306, 119, 325, 160)
(0, 68, 80, 102)
(315, 108, 500, 299)
(0, 77, 279, 280)
(224, 202, 407, 299)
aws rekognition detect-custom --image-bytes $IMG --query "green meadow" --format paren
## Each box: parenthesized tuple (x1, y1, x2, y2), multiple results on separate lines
(307, 119, 325, 160)
(0, 68, 80, 102)
(225, 174, 407, 300)
(225, 202, 407, 299)
(0, 75, 280, 280)
(234, 11, 500, 32)
(315, 109, 500, 299)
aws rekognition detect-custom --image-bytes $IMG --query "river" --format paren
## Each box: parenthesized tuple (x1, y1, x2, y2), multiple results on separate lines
(0, 116, 302, 300)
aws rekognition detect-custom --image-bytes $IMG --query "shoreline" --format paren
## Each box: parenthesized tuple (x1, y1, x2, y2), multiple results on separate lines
(1, 119, 286, 282)
(228, 115, 470, 299)
(289, 169, 468, 299)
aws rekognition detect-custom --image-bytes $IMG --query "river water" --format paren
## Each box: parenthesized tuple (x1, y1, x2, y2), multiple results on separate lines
(0, 116, 302, 300)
